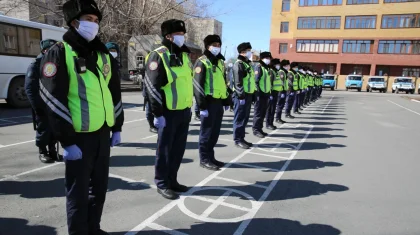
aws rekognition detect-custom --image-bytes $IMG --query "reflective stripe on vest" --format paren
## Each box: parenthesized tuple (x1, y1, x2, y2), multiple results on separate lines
(291, 72, 299, 91)
(199, 56, 227, 99)
(272, 69, 284, 92)
(63, 42, 115, 133)
(234, 60, 256, 94)
(299, 74, 304, 90)
(147, 46, 193, 110)
(258, 66, 271, 93)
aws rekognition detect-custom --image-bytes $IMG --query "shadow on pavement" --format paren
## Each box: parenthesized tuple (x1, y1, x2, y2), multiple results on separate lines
(111, 155, 193, 167)
(270, 133, 347, 139)
(109, 218, 341, 235)
(229, 159, 342, 172)
(193, 179, 349, 202)
(297, 117, 347, 121)
(0, 217, 57, 235)
(255, 142, 346, 151)
(0, 177, 150, 199)
(119, 142, 227, 150)
(294, 121, 346, 126)
(188, 129, 233, 136)
(281, 127, 344, 132)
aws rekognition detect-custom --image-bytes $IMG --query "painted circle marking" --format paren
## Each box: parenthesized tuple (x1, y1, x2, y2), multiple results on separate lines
(178, 187, 257, 223)
(42, 62, 57, 77)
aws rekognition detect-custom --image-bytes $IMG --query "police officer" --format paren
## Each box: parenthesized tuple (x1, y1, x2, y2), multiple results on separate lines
(232, 42, 256, 149)
(293, 66, 303, 115)
(317, 71, 323, 98)
(252, 52, 272, 138)
(276, 60, 289, 124)
(266, 58, 281, 130)
(297, 66, 306, 113)
(145, 19, 193, 200)
(193, 34, 230, 171)
(25, 39, 61, 164)
(285, 62, 299, 119)
(39, 0, 124, 233)
(304, 68, 312, 106)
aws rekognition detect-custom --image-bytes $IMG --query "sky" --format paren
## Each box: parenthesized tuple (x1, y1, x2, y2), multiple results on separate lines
(205, 0, 272, 60)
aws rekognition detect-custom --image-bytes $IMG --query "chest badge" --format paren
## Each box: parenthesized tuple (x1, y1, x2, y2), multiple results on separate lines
(103, 64, 110, 77)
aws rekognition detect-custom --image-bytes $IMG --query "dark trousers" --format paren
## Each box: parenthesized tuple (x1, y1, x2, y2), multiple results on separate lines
(194, 103, 200, 117)
(155, 108, 191, 189)
(145, 101, 154, 128)
(65, 126, 110, 235)
(253, 95, 269, 132)
(275, 92, 286, 120)
(300, 92, 305, 108)
(266, 91, 278, 126)
(199, 100, 223, 163)
(285, 92, 295, 114)
(233, 94, 253, 143)
(319, 87, 323, 97)
(293, 91, 300, 112)
(35, 114, 56, 152)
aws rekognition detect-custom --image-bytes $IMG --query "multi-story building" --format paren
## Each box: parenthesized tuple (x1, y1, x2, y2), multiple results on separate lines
(270, 0, 420, 90)
(187, 19, 223, 50)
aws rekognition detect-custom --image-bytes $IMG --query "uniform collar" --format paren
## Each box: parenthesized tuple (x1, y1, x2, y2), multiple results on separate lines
(237, 55, 250, 64)
(63, 28, 109, 57)
(259, 60, 270, 69)
(162, 38, 191, 55)
(203, 50, 225, 65)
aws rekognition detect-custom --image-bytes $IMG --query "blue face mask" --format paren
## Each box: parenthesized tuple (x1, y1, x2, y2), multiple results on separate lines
(293, 68, 298, 71)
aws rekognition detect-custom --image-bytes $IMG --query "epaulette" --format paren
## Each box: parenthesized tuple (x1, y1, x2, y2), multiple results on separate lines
(198, 55, 207, 61)
(156, 47, 168, 54)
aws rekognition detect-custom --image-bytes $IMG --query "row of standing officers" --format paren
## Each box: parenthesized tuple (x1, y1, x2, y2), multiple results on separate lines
(25, 0, 323, 233)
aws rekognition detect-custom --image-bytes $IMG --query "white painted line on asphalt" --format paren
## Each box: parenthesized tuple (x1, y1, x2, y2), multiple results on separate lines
(233, 126, 313, 235)
(215, 176, 268, 189)
(0, 118, 147, 150)
(0, 115, 32, 119)
(411, 99, 420, 103)
(147, 223, 188, 235)
(0, 118, 18, 123)
(192, 196, 251, 212)
(231, 162, 280, 172)
(124, 126, 285, 235)
(0, 162, 62, 182)
(200, 191, 231, 218)
(388, 100, 420, 116)
(321, 96, 335, 114)
(266, 137, 301, 143)
(247, 151, 289, 160)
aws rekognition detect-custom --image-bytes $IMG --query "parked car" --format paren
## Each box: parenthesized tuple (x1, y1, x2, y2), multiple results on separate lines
(345, 75, 363, 92)
(322, 75, 336, 90)
(366, 76, 387, 93)
(392, 77, 415, 94)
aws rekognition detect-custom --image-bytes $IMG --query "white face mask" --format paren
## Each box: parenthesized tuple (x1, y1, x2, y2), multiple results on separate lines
(275, 65, 280, 70)
(285, 65, 290, 70)
(246, 51, 252, 59)
(293, 67, 298, 71)
(173, 35, 185, 47)
(262, 59, 271, 65)
(76, 20, 99, 42)
(110, 52, 118, 58)
(209, 46, 221, 56)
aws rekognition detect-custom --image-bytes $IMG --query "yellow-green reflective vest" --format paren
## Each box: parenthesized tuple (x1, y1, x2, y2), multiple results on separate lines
(290, 72, 299, 91)
(199, 56, 227, 99)
(299, 73, 305, 90)
(234, 60, 256, 94)
(272, 69, 284, 92)
(147, 46, 193, 110)
(280, 70, 288, 91)
(63, 42, 115, 133)
(258, 65, 272, 93)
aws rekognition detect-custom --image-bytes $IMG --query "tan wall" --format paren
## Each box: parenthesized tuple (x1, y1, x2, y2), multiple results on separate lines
(334, 75, 419, 92)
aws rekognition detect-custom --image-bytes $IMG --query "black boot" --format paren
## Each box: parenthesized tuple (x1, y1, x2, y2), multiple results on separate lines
(39, 148, 54, 164)
(149, 126, 158, 133)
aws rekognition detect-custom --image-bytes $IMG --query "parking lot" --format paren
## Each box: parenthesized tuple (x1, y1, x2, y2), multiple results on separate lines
(1, 90, 420, 235)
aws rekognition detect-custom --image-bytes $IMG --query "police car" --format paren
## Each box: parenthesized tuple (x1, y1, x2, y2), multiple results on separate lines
(322, 74, 336, 90)
(392, 77, 415, 94)
(366, 76, 387, 93)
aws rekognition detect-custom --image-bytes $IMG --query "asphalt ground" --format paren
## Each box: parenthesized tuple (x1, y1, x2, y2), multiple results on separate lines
(1, 90, 420, 235)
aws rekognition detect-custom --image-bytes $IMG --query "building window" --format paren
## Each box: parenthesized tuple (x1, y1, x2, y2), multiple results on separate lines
(345, 16, 376, 29)
(280, 22, 289, 33)
(343, 40, 373, 53)
(384, 0, 420, 3)
(378, 40, 420, 54)
(299, 0, 342, 6)
(347, 0, 378, 4)
(0, 23, 41, 56)
(282, 0, 290, 12)
(381, 14, 420, 28)
(297, 16, 341, 29)
(279, 43, 288, 53)
(402, 68, 420, 77)
(296, 40, 339, 53)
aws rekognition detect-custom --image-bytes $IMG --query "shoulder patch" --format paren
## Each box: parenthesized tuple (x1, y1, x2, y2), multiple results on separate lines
(195, 67, 202, 74)
(280, 74, 284, 79)
(149, 61, 158, 71)
(156, 47, 168, 54)
(42, 62, 57, 77)
(199, 55, 207, 61)
(255, 70, 259, 75)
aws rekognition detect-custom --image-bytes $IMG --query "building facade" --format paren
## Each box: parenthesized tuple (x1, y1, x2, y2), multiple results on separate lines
(270, 0, 420, 89)
(187, 18, 223, 50)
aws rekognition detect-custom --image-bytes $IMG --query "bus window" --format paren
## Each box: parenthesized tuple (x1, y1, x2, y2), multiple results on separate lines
(17, 26, 41, 56)
(0, 22, 41, 56)
(0, 23, 18, 55)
